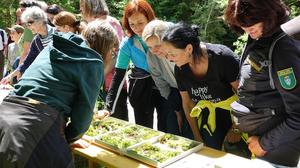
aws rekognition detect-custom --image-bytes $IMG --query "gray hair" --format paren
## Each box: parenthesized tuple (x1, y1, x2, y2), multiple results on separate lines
(21, 6, 48, 24)
(142, 19, 174, 42)
(80, 0, 109, 18)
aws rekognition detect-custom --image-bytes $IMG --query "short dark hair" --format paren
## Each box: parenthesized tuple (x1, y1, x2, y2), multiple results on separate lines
(46, 4, 63, 15)
(19, 0, 35, 8)
(162, 22, 202, 63)
(224, 0, 289, 37)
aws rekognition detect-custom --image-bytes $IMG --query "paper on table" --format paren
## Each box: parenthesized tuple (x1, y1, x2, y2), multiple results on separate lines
(0, 85, 12, 104)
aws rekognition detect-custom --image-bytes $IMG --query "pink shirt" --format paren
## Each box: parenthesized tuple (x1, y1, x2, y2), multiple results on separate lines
(105, 16, 126, 91)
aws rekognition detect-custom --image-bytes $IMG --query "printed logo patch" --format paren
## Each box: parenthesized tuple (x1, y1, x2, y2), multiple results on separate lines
(277, 67, 297, 90)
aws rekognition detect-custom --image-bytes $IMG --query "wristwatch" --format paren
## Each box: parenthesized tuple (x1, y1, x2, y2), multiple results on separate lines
(232, 128, 241, 134)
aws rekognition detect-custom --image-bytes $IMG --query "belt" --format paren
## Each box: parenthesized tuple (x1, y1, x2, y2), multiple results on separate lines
(4, 95, 42, 106)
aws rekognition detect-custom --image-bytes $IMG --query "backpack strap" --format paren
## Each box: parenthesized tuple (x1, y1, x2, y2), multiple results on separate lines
(240, 33, 287, 89)
(268, 32, 286, 89)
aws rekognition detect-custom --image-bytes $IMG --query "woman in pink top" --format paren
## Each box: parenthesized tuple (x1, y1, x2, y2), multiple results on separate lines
(80, 0, 128, 120)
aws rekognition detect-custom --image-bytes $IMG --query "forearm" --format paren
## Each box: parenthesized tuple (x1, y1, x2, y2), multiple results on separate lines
(106, 68, 126, 113)
(7, 69, 20, 79)
(183, 104, 201, 141)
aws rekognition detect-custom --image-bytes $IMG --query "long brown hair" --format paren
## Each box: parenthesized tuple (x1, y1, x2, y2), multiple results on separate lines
(53, 11, 81, 34)
(82, 20, 118, 64)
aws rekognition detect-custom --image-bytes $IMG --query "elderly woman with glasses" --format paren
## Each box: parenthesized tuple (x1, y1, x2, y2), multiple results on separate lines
(1, 6, 55, 84)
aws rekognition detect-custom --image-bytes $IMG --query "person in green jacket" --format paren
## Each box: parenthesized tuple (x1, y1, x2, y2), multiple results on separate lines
(0, 20, 118, 168)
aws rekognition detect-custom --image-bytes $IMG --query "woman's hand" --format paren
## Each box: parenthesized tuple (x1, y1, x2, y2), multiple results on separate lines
(95, 110, 110, 120)
(0, 70, 21, 84)
(0, 74, 12, 85)
(70, 139, 91, 149)
(175, 111, 183, 133)
(248, 136, 267, 157)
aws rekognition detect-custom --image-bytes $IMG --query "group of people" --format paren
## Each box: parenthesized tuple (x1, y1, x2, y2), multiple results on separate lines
(0, 0, 299, 167)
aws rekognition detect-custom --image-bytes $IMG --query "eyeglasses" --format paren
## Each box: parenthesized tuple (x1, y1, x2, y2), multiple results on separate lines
(24, 20, 35, 27)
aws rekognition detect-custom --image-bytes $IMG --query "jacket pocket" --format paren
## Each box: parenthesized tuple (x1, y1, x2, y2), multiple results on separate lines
(230, 101, 278, 135)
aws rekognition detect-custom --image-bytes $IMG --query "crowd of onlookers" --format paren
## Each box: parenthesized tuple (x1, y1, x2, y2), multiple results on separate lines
(0, 0, 299, 167)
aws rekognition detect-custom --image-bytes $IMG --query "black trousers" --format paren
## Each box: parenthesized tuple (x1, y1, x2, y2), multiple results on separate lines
(0, 96, 74, 168)
(128, 77, 167, 130)
(110, 88, 128, 121)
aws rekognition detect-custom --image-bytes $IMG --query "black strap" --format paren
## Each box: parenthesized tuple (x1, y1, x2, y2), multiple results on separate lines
(0, 30, 4, 44)
(268, 32, 286, 89)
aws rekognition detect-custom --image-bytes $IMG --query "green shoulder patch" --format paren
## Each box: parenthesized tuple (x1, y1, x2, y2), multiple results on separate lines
(277, 67, 297, 90)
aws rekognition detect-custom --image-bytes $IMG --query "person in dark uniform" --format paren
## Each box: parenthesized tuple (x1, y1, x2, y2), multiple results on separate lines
(0, 20, 118, 168)
(224, 0, 300, 167)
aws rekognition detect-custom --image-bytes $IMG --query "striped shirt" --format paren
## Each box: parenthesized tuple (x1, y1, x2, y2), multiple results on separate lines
(40, 25, 55, 48)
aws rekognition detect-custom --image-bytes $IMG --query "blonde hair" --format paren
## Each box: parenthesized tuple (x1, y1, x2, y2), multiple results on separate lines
(142, 19, 173, 41)
(82, 20, 118, 62)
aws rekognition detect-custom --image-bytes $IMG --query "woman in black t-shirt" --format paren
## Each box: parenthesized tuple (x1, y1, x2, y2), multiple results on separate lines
(162, 23, 242, 151)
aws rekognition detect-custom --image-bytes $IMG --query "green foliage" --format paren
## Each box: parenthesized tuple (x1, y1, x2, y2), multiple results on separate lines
(0, 0, 300, 54)
(106, 0, 128, 20)
(0, 0, 19, 28)
(233, 34, 248, 57)
(41, 0, 79, 14)
(148, 0, 195, 22)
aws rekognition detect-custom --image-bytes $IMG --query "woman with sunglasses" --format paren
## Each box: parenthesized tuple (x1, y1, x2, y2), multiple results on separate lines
(224, 0, 300, 166)
(1, 6, 55, 84)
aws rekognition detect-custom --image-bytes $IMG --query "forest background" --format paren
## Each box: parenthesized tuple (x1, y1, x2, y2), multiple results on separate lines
(0, 0, 299, 54)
